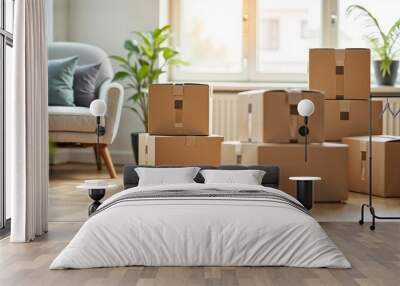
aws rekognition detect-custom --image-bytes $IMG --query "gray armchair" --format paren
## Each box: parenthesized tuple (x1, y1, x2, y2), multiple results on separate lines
(48, 42, 124, 178)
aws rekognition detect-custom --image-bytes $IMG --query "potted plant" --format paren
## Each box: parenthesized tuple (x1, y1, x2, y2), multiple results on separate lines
(346, 5, 400, 85)
(111, 25, 187, 163)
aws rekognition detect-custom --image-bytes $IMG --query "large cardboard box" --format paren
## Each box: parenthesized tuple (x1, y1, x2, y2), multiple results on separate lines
(258, 143, 348, 202)
(309, 48, 370, 100)
(139, 133, 223, 166)
(148, 83, 210, 135)
(221, 141, 260, 165)
(324, 100, 382, 141)
(342, 136, 400, 197)
(237, 89, 324, 143)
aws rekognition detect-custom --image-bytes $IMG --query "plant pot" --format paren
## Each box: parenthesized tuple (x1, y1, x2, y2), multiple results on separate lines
(131, 132, 141, 165)
(374, 60, 399, 86)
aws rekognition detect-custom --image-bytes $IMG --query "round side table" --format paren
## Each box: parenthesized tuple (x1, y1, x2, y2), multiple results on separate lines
(77, 183, 117, 216)
(289, 177, 321, 210)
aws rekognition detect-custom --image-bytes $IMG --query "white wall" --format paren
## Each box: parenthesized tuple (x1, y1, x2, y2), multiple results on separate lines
(52, 0, 166, 164)
(53, 0, 69, 41)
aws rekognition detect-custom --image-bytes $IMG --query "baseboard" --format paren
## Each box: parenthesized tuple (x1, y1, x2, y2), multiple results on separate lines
(51, 148, 135, 165)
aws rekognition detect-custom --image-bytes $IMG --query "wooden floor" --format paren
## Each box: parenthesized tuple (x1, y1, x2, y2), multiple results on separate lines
(1, 163, 400, 286)
(1, 222, 400, 286)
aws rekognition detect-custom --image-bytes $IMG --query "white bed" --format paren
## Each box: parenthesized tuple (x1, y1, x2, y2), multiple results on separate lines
(50, 183, 350, 269)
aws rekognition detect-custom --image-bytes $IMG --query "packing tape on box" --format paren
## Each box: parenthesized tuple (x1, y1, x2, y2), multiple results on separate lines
(143, 135, 150, 165)
(360, 141, 369, 181)
(247, 102, 253, 142)
(173, 85, 184, 128)
(335, 50, 345, 99)
(185, 136, 196, 147)
(339, 101, 350, 120)
(287, 90, 302, 105)
(336, 73, 345, 99)
(335, 50, 345, 67)
(288, 90, 302, 142)
(234, 143, 243, 165)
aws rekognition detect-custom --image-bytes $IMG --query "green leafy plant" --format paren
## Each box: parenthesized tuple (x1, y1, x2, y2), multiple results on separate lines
(110, 25, 187, 131)
(346, 5, 400, 77)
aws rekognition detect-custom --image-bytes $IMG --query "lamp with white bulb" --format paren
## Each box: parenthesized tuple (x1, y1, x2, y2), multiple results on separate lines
(297, 99, 315, 162)
(90, 99, 107, 169)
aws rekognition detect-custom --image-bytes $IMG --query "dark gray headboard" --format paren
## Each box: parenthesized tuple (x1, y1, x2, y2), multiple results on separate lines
(123, 165, 279, 190)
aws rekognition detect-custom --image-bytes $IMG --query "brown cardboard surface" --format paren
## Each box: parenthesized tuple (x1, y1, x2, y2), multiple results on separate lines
(258, 143, 348, 202)
(342, 136, 400, 197)
(148, 83, 210, 135)
(309, 48, 370, 100)
(139, 133, 223, 166)
(324, 100, 382, 141)
(237, 89, 324, 143)
(221, 141, 261, 165)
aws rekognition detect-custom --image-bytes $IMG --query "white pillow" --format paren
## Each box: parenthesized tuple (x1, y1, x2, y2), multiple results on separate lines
(135, 167, 201, 186)
(200, 169, 266, 185)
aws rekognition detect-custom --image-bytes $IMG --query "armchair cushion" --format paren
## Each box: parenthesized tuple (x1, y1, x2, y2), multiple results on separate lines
(73, 63, 102, 107)
(48, 106, 104, 133)
(48, 56, 79, 106)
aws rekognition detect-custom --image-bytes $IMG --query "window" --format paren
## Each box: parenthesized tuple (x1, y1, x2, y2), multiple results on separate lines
(338, 0, 399, 49)
(171, 0, 245, 80)
(255, 0, 322, 77)
(170, 0, 400, 82)
(261, 19, 280, 51)
(1, 0, 14, 230)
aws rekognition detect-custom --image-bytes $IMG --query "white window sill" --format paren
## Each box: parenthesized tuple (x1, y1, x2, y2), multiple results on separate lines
(204, 81, 400, 95)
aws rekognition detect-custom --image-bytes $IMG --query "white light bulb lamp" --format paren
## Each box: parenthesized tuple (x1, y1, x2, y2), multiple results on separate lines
(90, 99, 107, 168)
(297, 99, 315, 162)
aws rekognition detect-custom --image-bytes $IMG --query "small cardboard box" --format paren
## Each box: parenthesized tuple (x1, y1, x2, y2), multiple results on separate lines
(148, 83, 210, 135)
(258, 143, 348, 202)
(309, 48, 370, 100)
(237, 89, 324, 143)
(221, 141, 260, 165)
(342, 136, 400, 197)
(324, 100, 382, 141)
(139, 133, 223, 166)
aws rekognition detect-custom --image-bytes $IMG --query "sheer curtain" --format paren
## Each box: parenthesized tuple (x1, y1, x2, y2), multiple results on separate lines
(7, 0, 48, 242)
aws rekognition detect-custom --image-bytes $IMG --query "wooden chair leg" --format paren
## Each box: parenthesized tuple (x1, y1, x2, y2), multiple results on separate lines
(99, 145, 117, 178)
(93, 146, 102, 171)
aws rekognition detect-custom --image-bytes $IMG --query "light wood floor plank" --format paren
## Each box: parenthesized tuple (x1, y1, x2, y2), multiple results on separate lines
(2, 163, 400, 285)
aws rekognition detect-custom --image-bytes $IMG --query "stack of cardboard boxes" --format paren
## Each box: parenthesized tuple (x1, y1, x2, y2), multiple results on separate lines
(309, 48, 382, 140)
(310, 49, 400, 198)
(139, 84, 223, 166)
(221, 89, 348, 202)
(222, 48, 385, 202)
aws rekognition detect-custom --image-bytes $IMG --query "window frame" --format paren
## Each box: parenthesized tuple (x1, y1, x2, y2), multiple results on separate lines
(0, 0, 14, 230)
(169, 0, 339, 82)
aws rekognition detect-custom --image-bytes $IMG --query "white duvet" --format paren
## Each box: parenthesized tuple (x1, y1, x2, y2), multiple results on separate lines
(50, 183, 350, 269)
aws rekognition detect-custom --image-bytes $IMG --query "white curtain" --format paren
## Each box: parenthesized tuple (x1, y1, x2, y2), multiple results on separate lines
(8, 0, 49, 242)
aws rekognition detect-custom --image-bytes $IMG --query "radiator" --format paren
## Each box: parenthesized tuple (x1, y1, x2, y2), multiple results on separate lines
(211, 92, 239, 141)
(212, 93, 400, 139)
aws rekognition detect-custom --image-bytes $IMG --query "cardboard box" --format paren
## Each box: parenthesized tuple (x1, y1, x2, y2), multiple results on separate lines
(148, 83, 210, 135)
(324, 100, 382, 141)
(258, 143, 348, 202)
(221, 141, 260, 165)
(342, 136, 400, 197)
(309, 48, 370, 100)
(237, 89, 324, 143)
(139, 133, 223, 166)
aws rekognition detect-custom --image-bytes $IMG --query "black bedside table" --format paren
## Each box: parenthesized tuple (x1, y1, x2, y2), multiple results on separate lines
(77, 183, 117, 215)
(289, 177, 321, 210)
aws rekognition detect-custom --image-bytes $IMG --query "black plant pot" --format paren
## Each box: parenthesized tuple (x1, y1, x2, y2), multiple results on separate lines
(374, 60, 399, 86)
(131, 132, 140, 165)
